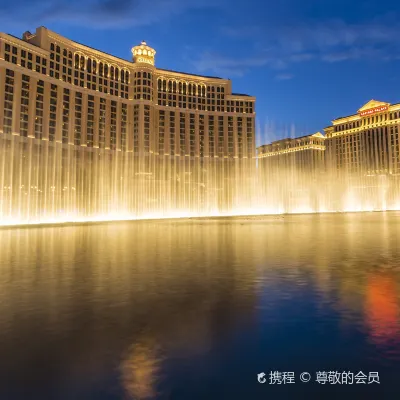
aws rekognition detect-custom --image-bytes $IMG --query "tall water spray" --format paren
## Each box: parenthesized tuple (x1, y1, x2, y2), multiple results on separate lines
(1, 124, 399, 226)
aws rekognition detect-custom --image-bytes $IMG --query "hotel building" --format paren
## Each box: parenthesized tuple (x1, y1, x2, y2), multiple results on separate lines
(256, 101, 400, 212)
(256, 133, 326, 212)
(0, 26, 256, 220)
(257, 132, 326, 175)
(324, 99, 400, 175)
(0, 26, 255, 158)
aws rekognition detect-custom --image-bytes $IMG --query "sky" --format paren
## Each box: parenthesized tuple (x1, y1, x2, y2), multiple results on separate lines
(2, 0, 400, 145)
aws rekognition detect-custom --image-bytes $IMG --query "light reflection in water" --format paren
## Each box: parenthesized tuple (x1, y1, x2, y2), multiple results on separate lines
(0, 213, 399, 398)
(121, 340, 161, 400)
(366, 275, 400, 346)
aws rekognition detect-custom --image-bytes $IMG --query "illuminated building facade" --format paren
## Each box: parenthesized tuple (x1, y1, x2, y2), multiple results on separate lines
(256, 133, 326, 212)
(324, 99, 400, 175)
(0, 26, 255, 158)
(257, 132, 326, 175)
(0, 27, 256, 222)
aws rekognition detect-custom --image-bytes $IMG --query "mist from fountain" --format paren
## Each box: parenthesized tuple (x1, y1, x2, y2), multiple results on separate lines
(0, 120, 399, 226)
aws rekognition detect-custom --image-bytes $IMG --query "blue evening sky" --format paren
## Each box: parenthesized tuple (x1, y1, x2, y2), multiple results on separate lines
(2, 0, 400, 145)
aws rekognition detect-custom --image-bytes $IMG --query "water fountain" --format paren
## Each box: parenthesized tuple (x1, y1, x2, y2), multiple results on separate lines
(1, 129, 400, 226)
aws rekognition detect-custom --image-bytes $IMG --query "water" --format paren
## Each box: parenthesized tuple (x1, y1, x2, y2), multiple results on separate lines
(0, 212, 399, 399)
(2, 134, 400, 226)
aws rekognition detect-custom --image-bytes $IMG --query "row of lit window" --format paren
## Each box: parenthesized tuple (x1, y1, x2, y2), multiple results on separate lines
(157, 80, 225, 95)
(4, 42, 129, 99)
(50, 42, 130, 83)
(50, 43, 129, 99)
(335, 113, 400, 132)
(3, 69, 14, 133)
(4, 43, 47, 74)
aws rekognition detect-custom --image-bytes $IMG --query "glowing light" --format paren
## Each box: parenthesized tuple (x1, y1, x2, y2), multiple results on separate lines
(1, 134, 400, 227)
(359, 106, 389, 116)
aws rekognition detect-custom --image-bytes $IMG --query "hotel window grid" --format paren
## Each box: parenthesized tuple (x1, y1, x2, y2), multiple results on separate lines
(209, 116, 215, 157)
(49, 84, 58, 142)
(86, 95, 94, 147)
(34, 80, 44, 139)
(110, 100, 117, 150)
(157, 79, 208, 110)
(121, 103, 127, 152)
(121, 70, 129, 99)
(50, 43, 62, 80)
(167, 80, 176, 107)
(245, 102, 253, 114)
(4, 44, 18, 65)
(86, 57, 97, 91)
(237, 117, 243, 158)
(61, 48, 72, 83)
(218, 116, 224, 157)
(62, 88, 70, 144)
(158, 110, 165, 154)
(169, 111, 175, 155)
(4, 43, 47, 74)
(189, 113, 195, 157)
(74, 92, 82, 145)
(207, 86, 216, 112)
(109, 66, 120, 97)
(144, 105, 150, 153)
(3, 69, 14, 134)
(247, 117, 253, 157)
(228, 116, 234, 157)
(216, 87, 225, 112)
(199, 114, 205, 157)
(99, 98, 106, 148)
(133, 105, 139, 152)
(139, 71, 152, 101)
(74, 53, 85, 88)
(20, 74, 30, 137)
(179, 113, 185, 156)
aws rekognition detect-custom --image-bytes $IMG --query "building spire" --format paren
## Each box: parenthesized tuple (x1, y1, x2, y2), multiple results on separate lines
(132, 41, 156, 66)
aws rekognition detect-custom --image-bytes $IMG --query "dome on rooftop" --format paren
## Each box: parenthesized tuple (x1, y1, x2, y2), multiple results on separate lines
(131, 41, 156, 66)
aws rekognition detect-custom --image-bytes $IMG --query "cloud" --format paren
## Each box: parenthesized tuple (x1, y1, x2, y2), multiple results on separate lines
(194, 51, 273, 77)
(0, 0, 217, 29)
(275, 73, 294, 81)
(194, 15, 400, 76)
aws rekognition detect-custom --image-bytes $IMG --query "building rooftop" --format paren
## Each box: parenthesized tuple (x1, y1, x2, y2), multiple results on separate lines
(332, 101, 400, 122)
(53, 34, 134, 65)
(157, 68, 225, 80)
(21, 27, 228, 81)
(257, 132, 324, 149)
(231, 92, 251, 97)
(7, 33, 40, 48)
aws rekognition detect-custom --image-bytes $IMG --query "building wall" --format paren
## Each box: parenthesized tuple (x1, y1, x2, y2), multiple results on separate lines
(324, 107, 400, 176)
(0, 27, 256, 161)
(257, 134, 326, 177)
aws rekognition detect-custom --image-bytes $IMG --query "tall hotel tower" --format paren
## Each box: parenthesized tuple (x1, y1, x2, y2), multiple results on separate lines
(0, 27, 256, 222)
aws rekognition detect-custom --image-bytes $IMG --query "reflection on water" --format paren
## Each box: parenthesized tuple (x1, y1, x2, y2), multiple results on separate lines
(121, 340, 161, 400)
(0, 213, 399, 399)
(366, 275, 400, 347)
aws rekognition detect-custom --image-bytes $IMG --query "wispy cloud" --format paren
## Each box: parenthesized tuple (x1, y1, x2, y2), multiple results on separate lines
(194, 51, 275, 77)
(194, 15, 400, 76)
(275, 73, 294, 81)
(0, 0, 217, 29)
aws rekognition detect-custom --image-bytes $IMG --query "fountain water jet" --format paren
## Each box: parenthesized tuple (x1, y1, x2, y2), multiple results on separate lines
(1, 133, 400, 226)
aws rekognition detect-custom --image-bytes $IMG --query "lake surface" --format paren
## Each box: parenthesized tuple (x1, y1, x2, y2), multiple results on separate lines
(0, 212, 400, 399)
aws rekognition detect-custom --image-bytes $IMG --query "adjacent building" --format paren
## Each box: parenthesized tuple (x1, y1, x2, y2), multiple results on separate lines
(324, 99, 400, 176)
(257, 132, 326, 175)
(256, 100, 400, 212)
(256, 132, 326, 212)
(257, 99, 400, 178)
